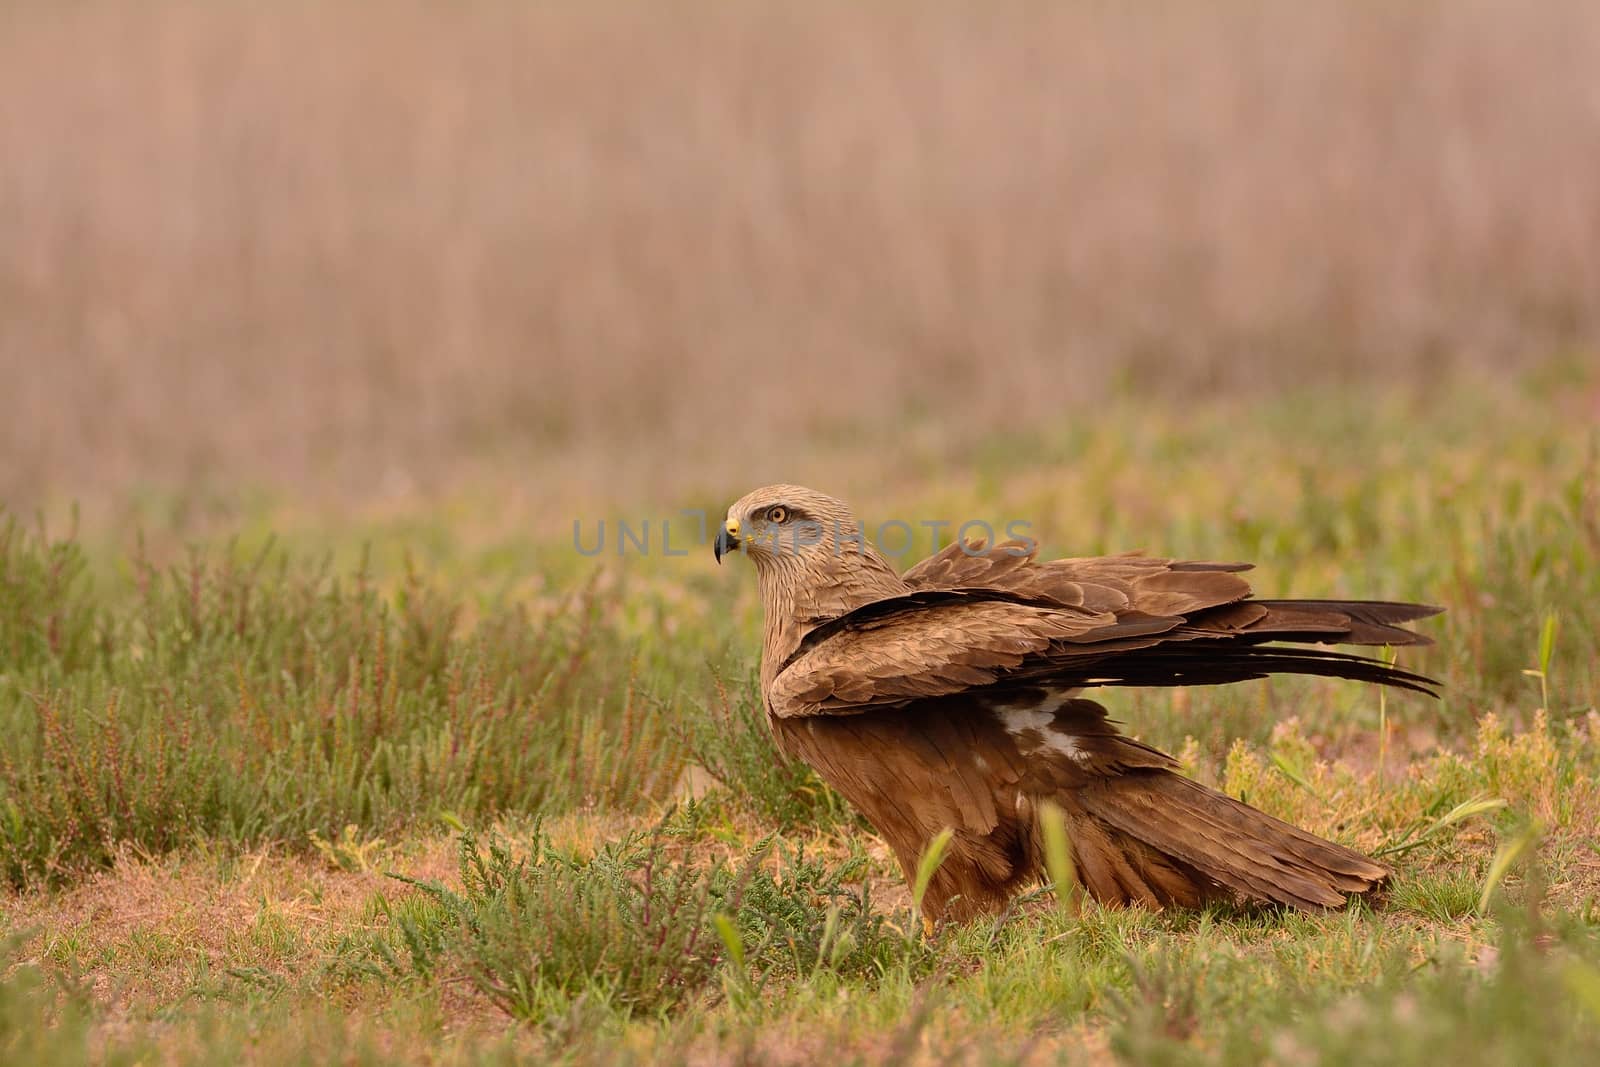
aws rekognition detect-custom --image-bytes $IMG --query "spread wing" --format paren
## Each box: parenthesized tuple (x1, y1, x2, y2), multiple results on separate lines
(768, 543, 1440, 719)
(902, 539, 1436, 644)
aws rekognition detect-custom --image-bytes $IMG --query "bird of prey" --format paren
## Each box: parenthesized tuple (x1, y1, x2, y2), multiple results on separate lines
(714, 484, 1440, 922)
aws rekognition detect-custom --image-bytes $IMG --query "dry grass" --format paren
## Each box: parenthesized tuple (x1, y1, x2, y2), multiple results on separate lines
(3, 714, 1596, 1066)
(4, 1, 1599, 508)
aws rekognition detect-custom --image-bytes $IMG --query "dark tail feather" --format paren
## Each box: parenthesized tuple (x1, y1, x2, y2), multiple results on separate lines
(1243, 599, 1444, 647)
(1071, 770, 1389, 911)
(1074, 644, 1441, 697)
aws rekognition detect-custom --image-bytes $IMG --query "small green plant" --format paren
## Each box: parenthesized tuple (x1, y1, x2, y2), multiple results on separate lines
(1522, 611, 1560, 713)
(1390, 869, 1483, 922)
(366, 813, 914, 1025)
(681, 669, 851, 831)
(308, 824, 389, 873)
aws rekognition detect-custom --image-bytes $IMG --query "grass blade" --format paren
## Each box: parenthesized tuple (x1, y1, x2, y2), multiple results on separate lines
(1038, 800, 1079, 916)
(1478, 822, 1542, 915)
(1375, 795, 1507, 858)
(712, 912, 745, 972)
(910, 828, 954, 933)
(1539, 612, 1559, 677)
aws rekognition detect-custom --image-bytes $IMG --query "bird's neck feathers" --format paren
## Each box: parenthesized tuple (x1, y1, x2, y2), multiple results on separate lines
(754, 545, 909, 691)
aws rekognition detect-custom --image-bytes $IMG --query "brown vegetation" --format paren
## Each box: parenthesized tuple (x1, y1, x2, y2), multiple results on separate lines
(3, 1, 1598, 507)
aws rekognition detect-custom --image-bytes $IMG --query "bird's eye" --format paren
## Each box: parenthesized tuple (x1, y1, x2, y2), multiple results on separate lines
(766, 505, 788, 524)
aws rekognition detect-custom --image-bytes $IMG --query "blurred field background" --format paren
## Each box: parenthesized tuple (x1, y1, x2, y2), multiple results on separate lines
(3, 2, 1600, 1065)
(3, 0, 1599, 515)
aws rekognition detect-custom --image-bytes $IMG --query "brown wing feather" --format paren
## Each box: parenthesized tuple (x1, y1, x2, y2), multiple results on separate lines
(904, 541, 1256, 611)
(769, 599, 1184, 717)
(901, 539, 1438, 648)
(772, 544, 1440, 718)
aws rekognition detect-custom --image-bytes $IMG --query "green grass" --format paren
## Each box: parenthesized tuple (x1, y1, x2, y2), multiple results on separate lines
(1, 384, 1598, 1064)
(0, 528, 689, 886)
(351, 811, 913, 1025)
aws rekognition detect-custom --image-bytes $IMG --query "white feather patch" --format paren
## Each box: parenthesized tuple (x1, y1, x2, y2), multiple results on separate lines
(994, 692, 1089, 763)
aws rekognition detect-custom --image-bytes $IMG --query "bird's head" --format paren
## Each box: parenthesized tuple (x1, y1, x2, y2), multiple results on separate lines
(715, 484, 860, 570)
(715, 484, 911, 680)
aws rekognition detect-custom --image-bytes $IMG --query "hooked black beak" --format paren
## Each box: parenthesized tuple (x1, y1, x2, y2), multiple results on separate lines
(714, 526, 739, 563)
